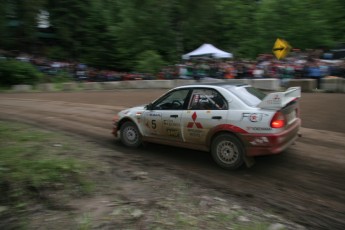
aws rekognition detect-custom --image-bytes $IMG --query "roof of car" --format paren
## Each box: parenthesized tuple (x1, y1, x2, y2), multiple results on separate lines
(175, 82, 249, 90)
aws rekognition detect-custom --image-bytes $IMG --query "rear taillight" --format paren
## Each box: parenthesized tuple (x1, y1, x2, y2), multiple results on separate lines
(270, 111, 285, 128)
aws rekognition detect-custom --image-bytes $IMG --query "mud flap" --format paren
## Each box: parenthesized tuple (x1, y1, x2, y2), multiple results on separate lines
(243, 155, 255, 168)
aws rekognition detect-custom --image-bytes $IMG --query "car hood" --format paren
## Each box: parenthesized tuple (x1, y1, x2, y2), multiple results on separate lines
(118, 105, 147, 117)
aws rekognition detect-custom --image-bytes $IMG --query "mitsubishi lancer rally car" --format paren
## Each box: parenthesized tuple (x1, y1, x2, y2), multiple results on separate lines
(112, 83, 301, 170)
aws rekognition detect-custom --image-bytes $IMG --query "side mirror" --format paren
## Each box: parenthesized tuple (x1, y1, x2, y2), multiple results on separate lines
(145, 103, 153, 110)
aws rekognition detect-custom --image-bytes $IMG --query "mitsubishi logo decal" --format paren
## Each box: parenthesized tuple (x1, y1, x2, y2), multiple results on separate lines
(187, 112, 203, 128)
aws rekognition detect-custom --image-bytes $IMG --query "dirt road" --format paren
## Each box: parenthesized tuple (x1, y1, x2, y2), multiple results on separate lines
(0, 90, 344, 229)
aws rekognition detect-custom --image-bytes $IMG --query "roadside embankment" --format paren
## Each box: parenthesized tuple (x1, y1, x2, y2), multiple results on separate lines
(9, 77, 345, 93)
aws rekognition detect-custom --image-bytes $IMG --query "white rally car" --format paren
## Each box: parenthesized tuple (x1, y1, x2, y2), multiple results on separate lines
(112, 83, 301, 169)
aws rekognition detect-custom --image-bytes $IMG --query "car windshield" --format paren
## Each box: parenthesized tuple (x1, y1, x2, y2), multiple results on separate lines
(229, 86, 267, 107)
(152, 89, 190, 110)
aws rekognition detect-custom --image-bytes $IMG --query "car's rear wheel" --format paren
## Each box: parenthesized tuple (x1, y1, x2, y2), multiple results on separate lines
(120, 121, 142, 148)
(211, 134, 244, 170)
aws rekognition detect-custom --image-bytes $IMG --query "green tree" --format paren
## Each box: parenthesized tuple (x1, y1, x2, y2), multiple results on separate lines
(254, 0, 336, 55)
(136, 50, 166, 74)
(321, 0, 345, 45)
(46, 0, 92, 58)
(215, 0, 258, 58)
(79, 0, 118, 68)
(46, 0, 119, 68)
(174, 0, 222, 53)
(115, 0, 176, 70)
(0, 0, 45, 51)
(0, 1, 6, 49)
(1, 0, 345, 71)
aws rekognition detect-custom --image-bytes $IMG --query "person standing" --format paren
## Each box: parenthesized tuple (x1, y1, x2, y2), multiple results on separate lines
(307, 61, 322, 89)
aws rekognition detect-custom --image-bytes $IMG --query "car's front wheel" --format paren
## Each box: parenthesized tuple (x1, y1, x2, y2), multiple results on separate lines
(120, 121, 142, 148)
(211, 134, 244, 170)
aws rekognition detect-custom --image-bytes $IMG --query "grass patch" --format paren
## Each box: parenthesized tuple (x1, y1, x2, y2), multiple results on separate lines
(0, 121, 92, 211)
(0, 121, 297, 229)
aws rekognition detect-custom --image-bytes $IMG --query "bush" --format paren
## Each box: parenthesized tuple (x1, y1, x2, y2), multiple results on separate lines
(135, 50, 166, 74)
(44, 70, 73, 84)
(0, 59, 43, 86)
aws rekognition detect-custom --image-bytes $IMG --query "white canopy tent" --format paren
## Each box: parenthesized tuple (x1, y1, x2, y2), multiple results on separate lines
(182, 43, 233, 60)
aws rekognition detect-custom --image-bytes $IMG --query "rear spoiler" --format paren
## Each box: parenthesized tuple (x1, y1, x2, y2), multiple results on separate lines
(257, 87, 301, 109)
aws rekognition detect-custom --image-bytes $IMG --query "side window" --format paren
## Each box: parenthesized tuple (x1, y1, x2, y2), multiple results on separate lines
(188, 89, 227, 110)
(153, 89, 189, 110)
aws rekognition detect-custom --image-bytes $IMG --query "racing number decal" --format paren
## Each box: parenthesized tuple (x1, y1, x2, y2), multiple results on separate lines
(151, 120, 157, 129)
(145, 119, 158, 129)
(144, 112, 162, 135)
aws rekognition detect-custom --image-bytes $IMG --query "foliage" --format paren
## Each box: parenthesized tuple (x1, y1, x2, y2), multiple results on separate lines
(0, 0, 45, 51)
(0, 59, 43, 86)
(0, 1, 6, 48)
(254, 0, 336, 53)
(135, 50, 166, 74)
(0, 0, 345, 71)
(114, 0, 176, 70)
(44, 71, 73, 84)
(215, 0, 258, 58)
(46, 46, 69, 60)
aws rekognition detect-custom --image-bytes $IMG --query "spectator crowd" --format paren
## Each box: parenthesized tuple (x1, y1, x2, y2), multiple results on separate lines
(168, 54, 345, 89)
(0, 50, 154, 82)
(2, 50, 345, 89)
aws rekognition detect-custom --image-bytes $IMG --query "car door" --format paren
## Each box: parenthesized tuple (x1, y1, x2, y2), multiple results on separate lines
(142, 88, 190, 142)
(181, 88, 229, 144)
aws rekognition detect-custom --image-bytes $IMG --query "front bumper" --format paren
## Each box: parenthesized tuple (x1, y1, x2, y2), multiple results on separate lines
(112, 121, 119, 137)
(241, 119, 301, 157)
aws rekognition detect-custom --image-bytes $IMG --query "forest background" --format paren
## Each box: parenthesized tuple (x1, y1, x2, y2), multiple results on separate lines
(0, 0, 345, 72)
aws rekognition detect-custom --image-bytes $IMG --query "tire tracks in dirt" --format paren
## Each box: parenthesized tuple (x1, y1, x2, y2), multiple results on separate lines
(1, 96, 344, 230)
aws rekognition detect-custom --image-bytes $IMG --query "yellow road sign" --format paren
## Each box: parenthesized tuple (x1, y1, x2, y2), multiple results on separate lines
(272, 38, 292, 60)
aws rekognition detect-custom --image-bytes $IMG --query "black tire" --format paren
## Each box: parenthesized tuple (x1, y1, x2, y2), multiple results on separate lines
(120, 121, 142, 148)
(211, 134, 244, 170)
